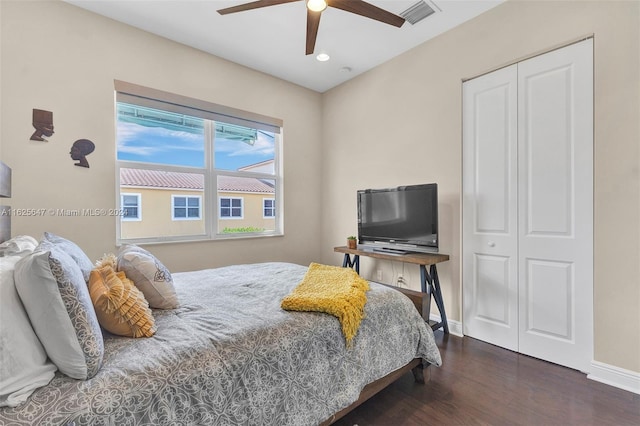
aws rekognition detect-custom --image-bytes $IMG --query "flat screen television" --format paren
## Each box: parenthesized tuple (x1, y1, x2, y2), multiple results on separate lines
(357, 183, 438, 253)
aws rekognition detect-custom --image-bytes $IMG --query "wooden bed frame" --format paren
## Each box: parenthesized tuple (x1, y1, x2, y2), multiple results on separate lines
(320, 284, 431, 425)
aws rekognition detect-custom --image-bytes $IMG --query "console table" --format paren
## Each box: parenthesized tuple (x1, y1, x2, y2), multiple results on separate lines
(334, 246, 450, 334)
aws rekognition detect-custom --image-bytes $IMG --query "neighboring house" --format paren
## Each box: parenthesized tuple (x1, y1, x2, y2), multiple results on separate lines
(120, 164, 275, 240)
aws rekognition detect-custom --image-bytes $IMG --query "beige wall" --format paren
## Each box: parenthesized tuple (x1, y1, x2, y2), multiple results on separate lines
(321, 0, 640, 373)
(0, 0, 323, 271)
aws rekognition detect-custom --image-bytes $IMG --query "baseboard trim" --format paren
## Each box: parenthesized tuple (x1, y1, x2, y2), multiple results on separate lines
(588, 361, 640, 394)
(429, 314, 464, 337)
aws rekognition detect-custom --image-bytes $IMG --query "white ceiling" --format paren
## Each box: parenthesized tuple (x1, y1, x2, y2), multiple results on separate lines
(64, 0, 504, 93)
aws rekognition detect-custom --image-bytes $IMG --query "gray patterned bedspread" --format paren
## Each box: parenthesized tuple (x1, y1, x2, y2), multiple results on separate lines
(1, 262, 441, 426)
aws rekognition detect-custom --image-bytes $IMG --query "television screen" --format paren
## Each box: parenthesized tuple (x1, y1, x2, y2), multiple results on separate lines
(357, 183, 438, 253)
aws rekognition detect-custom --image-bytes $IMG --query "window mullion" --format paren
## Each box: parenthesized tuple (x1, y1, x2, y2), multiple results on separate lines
(205, 120, 216, 238)
(274, 132, 283, 235)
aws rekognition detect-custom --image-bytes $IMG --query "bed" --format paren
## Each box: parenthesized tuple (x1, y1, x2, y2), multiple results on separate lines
(1, 246, 441, 425)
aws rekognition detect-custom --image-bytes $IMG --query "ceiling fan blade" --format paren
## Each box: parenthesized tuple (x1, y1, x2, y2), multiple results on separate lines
(306, 9, 322, 55)
(218, 0, 300, 15)
(328, 0, 405, 27)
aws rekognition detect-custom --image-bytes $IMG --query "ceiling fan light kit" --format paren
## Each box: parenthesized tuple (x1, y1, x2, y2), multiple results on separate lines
(217, 0, 406, 55)
(307, 0, 327, 12)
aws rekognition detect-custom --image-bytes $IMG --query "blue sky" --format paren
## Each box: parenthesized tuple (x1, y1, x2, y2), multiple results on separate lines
(117, 121, 274, 170)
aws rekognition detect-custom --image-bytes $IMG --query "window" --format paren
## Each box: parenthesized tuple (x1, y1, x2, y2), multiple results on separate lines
(220, 197, 243, 219)
(121, 193, 141, 221)
(115, 81, 282, 243)
(263, 198, 275, 218)
(172, 195, 201, 220)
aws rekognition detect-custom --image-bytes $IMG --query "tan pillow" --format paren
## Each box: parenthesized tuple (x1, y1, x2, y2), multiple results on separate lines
(116, 245, 178, 309)
(89, 258, 156, 338)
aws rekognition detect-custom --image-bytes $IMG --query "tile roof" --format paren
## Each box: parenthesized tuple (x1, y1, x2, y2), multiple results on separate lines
(120, 168, 274, 193)
(218, 175, 274, 193)
(120, 168, 203, 189)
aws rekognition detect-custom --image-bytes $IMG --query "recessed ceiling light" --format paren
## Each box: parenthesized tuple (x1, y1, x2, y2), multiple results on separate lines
(316, 53, 330, 62)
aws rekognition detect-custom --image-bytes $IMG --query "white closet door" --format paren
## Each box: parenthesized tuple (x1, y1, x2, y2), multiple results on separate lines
(462, 65, 519, 350)
(517, 39, 593, 372)
(463, 39, 593, 372)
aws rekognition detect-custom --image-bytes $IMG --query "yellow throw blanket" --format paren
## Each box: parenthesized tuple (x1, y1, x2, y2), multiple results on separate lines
(281, 262, 370, 346)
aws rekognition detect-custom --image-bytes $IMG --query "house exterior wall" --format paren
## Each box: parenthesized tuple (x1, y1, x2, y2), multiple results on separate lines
(217, 191, 276, 233)
(119, 188, 275, 239)
(120, 188, 206, 239)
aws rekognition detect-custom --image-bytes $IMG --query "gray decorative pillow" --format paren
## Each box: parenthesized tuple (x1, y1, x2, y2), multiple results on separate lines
(42, 232, 93, 282)
(14, 244, 104, 380)
(116, 245, 178, 309)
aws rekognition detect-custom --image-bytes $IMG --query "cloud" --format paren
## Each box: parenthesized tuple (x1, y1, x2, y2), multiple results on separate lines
(117, 122, 205, 158)
(117, 120, 275, 168)
(216, 132, 275, 158)
(117, 144, 160, 156)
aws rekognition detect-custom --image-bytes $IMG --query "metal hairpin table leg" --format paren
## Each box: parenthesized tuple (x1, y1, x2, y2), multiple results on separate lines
(342, 253, 360, 274)
(420, 264, 449, 334)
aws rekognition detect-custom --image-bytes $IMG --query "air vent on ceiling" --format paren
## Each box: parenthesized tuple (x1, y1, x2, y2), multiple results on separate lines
(400, 0, 437, 25)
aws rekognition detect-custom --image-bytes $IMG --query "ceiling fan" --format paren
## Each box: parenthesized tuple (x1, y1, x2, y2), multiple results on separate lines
(217, 0, 406, 55)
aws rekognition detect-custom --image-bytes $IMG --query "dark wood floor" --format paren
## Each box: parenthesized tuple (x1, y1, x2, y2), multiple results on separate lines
(334, 331, 640, 426)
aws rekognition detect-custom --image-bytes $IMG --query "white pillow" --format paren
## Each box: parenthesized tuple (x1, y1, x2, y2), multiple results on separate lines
(0, 254, 56, 407)
(117, 245, 178, 309)
(15, 244, 104, 380)
(0, 235, 38, 257)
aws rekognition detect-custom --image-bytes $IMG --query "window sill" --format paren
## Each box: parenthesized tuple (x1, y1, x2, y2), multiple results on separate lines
(116, 232, 284, 247)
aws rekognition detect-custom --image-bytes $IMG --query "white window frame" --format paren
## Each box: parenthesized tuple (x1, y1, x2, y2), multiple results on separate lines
(219, 197, 244, 220)
(121, 193, 141, 221)
(115, 81, 283, 244)
(263, 198, 275, 218)
(172, 195, 202, 221)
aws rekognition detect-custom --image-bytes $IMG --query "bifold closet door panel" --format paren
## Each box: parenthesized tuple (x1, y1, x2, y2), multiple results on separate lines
(462, 64, 519, 351)
(517, 39, 593, 372)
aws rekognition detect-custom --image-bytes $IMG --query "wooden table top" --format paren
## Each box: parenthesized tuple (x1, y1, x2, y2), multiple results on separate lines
(334, 246, 449, 266)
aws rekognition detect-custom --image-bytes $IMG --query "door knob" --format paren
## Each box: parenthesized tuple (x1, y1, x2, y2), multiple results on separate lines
(488, 241, 495, 247)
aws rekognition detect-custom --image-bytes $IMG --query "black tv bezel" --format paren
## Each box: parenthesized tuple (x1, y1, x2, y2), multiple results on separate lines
(357, 183, 438, 252)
